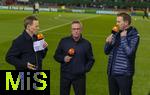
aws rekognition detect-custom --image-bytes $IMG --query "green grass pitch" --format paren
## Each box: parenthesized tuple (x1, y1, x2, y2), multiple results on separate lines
(0, 10, 150, 95)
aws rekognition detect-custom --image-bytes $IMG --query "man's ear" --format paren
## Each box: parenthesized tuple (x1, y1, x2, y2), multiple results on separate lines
(125, 21, 129, 26)
(80, 27, 83, 32)
(26, 24, 30, 30)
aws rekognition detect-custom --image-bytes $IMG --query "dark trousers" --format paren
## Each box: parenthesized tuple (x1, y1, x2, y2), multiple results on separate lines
(108, 75, 133, 95)
(60, 74, 86, 95)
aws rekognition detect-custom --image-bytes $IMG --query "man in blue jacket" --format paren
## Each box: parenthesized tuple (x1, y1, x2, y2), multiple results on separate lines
(54, 20, 95, 95)
(6, 16, 48, 70)
(104, 13, 140, 95)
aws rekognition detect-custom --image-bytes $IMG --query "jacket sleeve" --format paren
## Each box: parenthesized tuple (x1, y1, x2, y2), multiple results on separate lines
(104, 43, 113, 55)
(120, 31, 140, 57)
(53, 39, 65, 63)
(104, 34, 116, 55)
(5, 40, 27, 68)
(39, 47, 48, 58)
(85, 43, 95, 72)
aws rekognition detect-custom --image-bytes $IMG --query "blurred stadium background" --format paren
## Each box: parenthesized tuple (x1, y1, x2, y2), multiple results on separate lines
(0, 0, 150, 95)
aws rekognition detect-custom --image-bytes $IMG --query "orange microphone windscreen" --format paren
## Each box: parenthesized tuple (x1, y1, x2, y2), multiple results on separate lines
(37, 33, 44, 40)
(68, 48, 75, 56)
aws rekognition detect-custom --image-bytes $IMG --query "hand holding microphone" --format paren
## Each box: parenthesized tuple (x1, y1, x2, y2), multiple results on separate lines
(106, 34, 113, 44)
(33, 33, 48, 52)
(37, 33, 48, 48)
(106, 24, 119, 44)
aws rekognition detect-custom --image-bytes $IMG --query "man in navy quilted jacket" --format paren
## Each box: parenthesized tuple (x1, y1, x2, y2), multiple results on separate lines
(104, 12, 140, 95)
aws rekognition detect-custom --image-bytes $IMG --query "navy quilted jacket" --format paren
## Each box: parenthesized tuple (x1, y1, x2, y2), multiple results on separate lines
(104, 26, 140, 76)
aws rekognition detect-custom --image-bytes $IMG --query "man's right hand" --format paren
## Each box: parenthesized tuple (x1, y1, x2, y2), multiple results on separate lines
(64, 56, 72, 63)
(43, 41, 48, 49)
(106, 34, 113, 44)
(27, 62, 36, 70)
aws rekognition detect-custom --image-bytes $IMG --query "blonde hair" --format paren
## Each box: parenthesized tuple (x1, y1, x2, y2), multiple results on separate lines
(71, 20, 83, 28)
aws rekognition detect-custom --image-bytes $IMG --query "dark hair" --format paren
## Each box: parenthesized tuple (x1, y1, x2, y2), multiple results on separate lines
(24, 16, 38, 29)
(117, 12, 131, 25)
(71, 20, 82, 27)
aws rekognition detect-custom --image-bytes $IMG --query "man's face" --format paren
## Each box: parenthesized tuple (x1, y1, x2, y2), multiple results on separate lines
(116, 16, 128, 30)
(71, 23, 82, 39)
(27, 20, 39, 34)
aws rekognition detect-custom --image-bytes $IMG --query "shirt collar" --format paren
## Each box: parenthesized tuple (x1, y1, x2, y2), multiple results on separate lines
(70, 35, 83, 43)
(23, 30, 32, 40)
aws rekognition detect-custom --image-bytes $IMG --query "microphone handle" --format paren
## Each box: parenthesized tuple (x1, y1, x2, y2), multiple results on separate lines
(111, 32, 118, 45)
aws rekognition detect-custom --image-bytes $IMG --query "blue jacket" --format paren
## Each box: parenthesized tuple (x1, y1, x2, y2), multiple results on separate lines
(54, 36, 95, 79)
(104, 26, 140, 76)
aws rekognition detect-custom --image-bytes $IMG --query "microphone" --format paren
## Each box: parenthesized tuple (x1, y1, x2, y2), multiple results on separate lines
(112, 24, 119, 34)
(65, 48, 75, 63)
(111, 24, 119, 45)
(33, 33, 45, 52)
(68, 48, 75, 57)
(34, 33, 45, 70)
